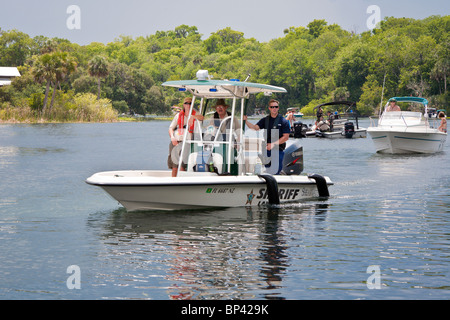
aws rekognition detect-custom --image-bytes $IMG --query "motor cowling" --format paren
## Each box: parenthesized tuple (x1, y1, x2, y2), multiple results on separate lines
(293, 121, 307, 138)
(344, 122, 355, 138)
(282, 140, 303, 175)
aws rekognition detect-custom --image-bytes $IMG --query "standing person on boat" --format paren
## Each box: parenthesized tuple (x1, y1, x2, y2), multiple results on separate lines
(214, 99, 231, 121)
(168, 97, 204, 177)
(316, 106, 324, 121)
(285, 109, 295, 128)
(386, 98, 401, 112)
(212, 99, 241, 139)
(438, 111, 447, 133)
(244, 99, 290, 175)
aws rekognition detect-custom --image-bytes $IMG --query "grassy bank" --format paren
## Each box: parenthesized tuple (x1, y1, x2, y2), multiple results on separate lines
(0, 92, 118, 123)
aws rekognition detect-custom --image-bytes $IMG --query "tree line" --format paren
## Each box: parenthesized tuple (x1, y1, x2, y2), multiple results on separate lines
(0, 15, 448, 122)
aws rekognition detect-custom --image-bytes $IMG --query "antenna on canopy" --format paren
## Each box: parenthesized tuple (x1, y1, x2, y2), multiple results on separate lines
(379, 71, 386, 116)
(244, 74, 251, 82)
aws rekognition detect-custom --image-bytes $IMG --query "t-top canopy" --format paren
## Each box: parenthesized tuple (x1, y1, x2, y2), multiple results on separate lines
(162, 79, 287, 99)
(389, 97, 428, 105)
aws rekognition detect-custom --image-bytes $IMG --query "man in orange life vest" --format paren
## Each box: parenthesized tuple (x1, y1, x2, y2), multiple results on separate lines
(168, 97, 204, 177)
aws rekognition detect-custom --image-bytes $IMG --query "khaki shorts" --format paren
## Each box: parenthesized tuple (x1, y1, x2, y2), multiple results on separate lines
(167, 141, 187, 169)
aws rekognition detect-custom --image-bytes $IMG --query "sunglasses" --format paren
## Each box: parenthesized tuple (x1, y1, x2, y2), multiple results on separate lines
(269, 105, 279, 109)
(184, 102, 191, 105)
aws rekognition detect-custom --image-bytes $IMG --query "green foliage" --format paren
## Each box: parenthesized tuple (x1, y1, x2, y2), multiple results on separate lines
(307, 19, 328, 38)
(1, 16, 449, 121)
(0, 91, 117, 122)
(0, 29, 33, 66)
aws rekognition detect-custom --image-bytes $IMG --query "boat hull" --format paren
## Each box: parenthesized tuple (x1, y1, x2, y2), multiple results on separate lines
(317, 128, 367, 139)
(367, 129, 447, 154)
(86, 170, 333, 211)
(305, 129, 366, 138)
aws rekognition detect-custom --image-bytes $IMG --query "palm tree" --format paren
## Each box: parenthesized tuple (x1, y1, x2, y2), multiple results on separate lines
(32, 53, 56, 114)
(88, 56, 109, 99)
(48, 52, 77, 112)
(32, 52, 77, 115)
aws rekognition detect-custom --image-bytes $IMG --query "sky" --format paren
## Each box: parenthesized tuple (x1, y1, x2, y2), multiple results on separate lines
(0, 0, 449, 45)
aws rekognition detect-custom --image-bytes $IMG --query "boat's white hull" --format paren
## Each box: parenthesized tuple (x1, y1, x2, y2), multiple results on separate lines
(86, 170, 333, 211)
(305, 128, 367, 139)
(367, 128, 447, 154)
(319, 128, 367, 139)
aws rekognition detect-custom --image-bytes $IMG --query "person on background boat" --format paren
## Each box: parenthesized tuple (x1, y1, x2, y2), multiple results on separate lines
(317, 116, 330, 132)
(326, 111, 335, 130)
(243, 99, 290, 175)
(168, 97, 204, 177)
(386, 98, 401, 112)
(438, 111, 447, 133)
(316, 106, 323, 121)
(285, 109, 295, 128)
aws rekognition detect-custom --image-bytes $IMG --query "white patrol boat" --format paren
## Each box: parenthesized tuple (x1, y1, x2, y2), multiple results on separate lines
(86, 70, 333, 211)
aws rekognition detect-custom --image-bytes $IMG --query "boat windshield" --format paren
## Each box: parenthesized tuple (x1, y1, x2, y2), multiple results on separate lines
(178, 96, 246, 176)
(379, 111, 423, 126)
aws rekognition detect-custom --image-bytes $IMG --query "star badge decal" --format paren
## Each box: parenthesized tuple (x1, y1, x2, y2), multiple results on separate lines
(246, 189, 255, 205)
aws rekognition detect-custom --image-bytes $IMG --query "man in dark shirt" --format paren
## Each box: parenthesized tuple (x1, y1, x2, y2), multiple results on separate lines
(244, 99, 291, 174)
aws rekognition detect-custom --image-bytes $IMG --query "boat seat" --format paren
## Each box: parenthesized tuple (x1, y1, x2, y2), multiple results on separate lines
(187, 152, 223, 174)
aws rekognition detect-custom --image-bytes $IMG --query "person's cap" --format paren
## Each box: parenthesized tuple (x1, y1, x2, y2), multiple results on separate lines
(214, 99, 227, 107)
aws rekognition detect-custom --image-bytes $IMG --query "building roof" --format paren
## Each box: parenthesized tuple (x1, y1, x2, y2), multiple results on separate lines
(0, 67, 21, 77)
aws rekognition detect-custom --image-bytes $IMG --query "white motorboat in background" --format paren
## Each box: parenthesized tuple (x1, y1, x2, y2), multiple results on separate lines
(86, 70, 333, 211)
(367, 97, 447, 154)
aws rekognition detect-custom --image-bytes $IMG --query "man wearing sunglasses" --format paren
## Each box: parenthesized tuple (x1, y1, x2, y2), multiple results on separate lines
(244, 99, 290, 174)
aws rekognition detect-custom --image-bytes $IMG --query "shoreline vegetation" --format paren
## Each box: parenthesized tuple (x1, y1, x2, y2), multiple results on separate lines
(1, 16, 449, 124)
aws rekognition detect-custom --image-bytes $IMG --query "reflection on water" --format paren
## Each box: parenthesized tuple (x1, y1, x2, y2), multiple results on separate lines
(87, 204, 329, 300)
(369, 152, 443, 177)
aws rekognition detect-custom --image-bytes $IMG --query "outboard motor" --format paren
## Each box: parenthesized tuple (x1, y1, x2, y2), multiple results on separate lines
(293, 121, 307, 138)
(281, 140, 303, 175)
(344, 122, 355, 139)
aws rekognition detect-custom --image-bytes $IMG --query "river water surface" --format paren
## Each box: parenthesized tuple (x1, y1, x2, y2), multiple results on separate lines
(0, 120, 449, 300)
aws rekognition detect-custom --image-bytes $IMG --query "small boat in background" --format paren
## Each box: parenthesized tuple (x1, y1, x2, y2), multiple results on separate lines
(285, 107, 303, 120)
(367, 97, 447, 154)
(286, 107, 307, 138)
(306, 101, 367, 139)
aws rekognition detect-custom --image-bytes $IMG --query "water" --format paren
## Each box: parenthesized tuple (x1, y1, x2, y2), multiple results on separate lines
(0, 120, 449, 300)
